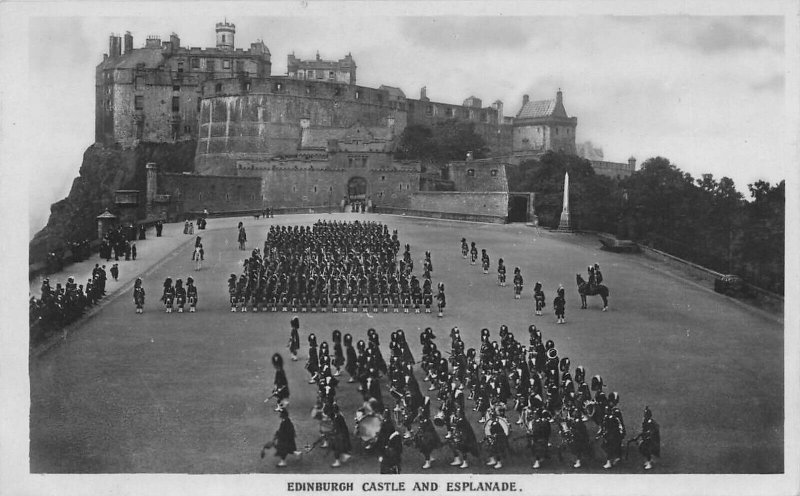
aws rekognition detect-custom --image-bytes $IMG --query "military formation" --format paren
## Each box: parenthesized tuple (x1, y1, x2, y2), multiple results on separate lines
(224, 221, 446, 316)
(30, 264, 109, 334)
(262, 320, 660, 473)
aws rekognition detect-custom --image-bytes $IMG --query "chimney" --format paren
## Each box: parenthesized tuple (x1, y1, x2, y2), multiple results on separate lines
(109, 34, 122, 58)
(522, 94, 529, 105)
(420, 86, 428, 101)
(556, 88, 563, 104)
(628, 156, 637, 170)
(170, 33, 180, 51)
(124, 31, 133, 54)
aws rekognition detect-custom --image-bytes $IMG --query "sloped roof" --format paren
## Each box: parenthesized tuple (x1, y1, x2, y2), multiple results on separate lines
(516, 99, 556, 119)
(379, 85, 406, 99)
(99, 48, 166, 70)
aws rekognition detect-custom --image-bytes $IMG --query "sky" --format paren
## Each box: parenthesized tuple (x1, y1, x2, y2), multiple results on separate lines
(14, 4, 795, 239)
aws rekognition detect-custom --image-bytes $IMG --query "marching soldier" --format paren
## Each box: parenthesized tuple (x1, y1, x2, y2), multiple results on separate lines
(530, 408, 552, 469)
(332, 330, 345, 376)
(268, 352, 290, 410)
(599, 408, 626, 469)
(228, 274, 238, 312)
(306, 333, 320, 384)
(449, 405, 479, 469)
(566, 408, 592, 468)
(633, 406, 660, 470)
(174, 279, 186, 313)
(327, 403, 353, 468)
(379, 427, 403, 474)
(481, 249, 490, 274)
(436, 282, 446, 318)
(484, 405, 510, 469)
(460, 238, 469, 259)
(469, 242, 478, 265)
(133, 277, 145, 314)
(513, 267, 523, 299)
(411, 397, 442, 469)
(260, 407, 302, 468)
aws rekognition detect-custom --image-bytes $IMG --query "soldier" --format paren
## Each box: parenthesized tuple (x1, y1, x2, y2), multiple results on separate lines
(566, 408, 592, 468)
(469, 242, 478, 265)
(268, 352, 290, 410)
(554, 285, 566, 324)
(481, 249, 490, 274)
(497, 258, 506, 286)
(174, 279, 186, 313)
(133, 278, 145, 314)
(513, 267, 524, 299)
(484, 405, 510, 469)
(379, 428, 403, 474)
(260, 407, 301, 468)
(460, 238, 469, 259)
(436, 282, 446, 318)
(530, 408, 552, 469)
(600, 408, 626, 469)
(332, 330, 345, 376)
(110, 263, 119, 282)
(162, 277, 175, 313)
(186, 277, 198, 312)
(328, 403, 353, 468)
(344, 333, 358, 383)
(411, 397, 442, 469)
(228, 274, 238, 312)
(288, 316, 300, 361)
(633, 406, 660, 470)
(448, 405, 479, 469)
(306, 333, 320, 384)
(533, 281, 546, 316)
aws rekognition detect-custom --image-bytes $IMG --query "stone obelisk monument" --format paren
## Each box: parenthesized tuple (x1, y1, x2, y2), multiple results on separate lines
(557, 171, 573, 232)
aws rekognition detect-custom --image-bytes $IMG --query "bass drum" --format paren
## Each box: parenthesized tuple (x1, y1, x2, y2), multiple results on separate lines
(484, 417, 511, 436)
(355, 414, 383, 448)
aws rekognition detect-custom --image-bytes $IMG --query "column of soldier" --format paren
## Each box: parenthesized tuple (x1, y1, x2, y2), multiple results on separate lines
(264, 322, 660, 473)
(30, 266, 109, 335)
(461, 238, 567, 323)
(226, 221, 446, 316)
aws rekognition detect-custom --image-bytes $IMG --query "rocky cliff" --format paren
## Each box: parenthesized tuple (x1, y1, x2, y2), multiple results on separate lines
(29, 141, 196, 264)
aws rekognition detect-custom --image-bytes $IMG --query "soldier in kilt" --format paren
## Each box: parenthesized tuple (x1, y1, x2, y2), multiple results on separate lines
(133, 277, 145, 314)
(566, 408, 592, 468)
(554, 285, 566, 324)
(288, 316, 300, 361)
(379, 430, 403, 474)
(327, 403, 353, 468)
(635, 406, 661, 470)
(260, 407, 301, 468)
(497, 258, 506, 286)
(533, 282, 546, 316)
(269, 353, 290, 410)
(331, 329, 345, 376)
(530, 408, 552, 469)
(344, 333, 358, 383)
(449, 405, 480, 469)
(484, 405, 510, 469)
(186, 277, 198, 312)
(162, 277, 175, 313)
(411, 400, 442, 469)
(436, 282, 446, 318)
(306, 333, 320, 384)
(600, 409, 625, 469)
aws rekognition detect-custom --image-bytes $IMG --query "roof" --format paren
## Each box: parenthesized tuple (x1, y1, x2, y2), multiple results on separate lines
(96, 209, 117, 219)
(99, 48, 165, 71)
(516, 99, 556, 119)
(379, 85, 406, 99)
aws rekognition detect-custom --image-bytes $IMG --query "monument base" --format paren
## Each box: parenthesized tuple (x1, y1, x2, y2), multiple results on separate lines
(556, 211, 573, 233)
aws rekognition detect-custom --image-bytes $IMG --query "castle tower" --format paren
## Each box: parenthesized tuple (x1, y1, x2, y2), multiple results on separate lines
(216, 21, 235, 50)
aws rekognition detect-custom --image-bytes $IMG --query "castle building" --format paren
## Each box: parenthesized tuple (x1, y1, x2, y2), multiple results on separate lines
(96, 22, 271, 147)
(96, 22, 595, 221)
(287, 52, 357, 85)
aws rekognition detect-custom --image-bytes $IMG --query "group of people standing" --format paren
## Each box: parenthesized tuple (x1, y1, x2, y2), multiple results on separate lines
(225, 221, 447, 316)
(262, 320, 660, 473)
(30, 264, 110, 334)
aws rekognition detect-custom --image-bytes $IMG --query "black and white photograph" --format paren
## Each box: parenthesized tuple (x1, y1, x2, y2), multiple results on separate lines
(2, 1, 798, 495)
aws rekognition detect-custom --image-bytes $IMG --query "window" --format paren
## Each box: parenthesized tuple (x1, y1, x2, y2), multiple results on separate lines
(292, 185, 297, 193)
(307, 70, 314, 79)
(361, 157, 367, 168)
(215, 83, 222, 94)
(445, 108, 453, 117)
(136, 120, 144, 139)
(172, 96, 179, 111)
(348, 157, 354, 168)
(134, 96, 144, 110)
(467, 169, 475, 177)
(306, 86, 312, 95)
(273, 82, 283, 92)
(316, 70, 323, 80)
(196, 99, 201, 112)
(236, 60, 244, 73)
(135, 76, 144, 90)
(225, 193, 230, 201)
(481, 112, 487, 122)
(177, 62, 184, 73)
(223, 60, 231, 70)
(173, 85, 180, 91)
(191, 58, 199, 69)
(426, 105, 432, 116)
(313, 186, 317, 193)
(355, 90, 361, 99)
(184, 125, 191, 133)
(334, 86, 342, 96)
(222, 35, 226, 43)
(244, 82, 251, 92)
(491, 169, 498, 177)
(329, 71, 335, 80)
(381, 175, 385, 181)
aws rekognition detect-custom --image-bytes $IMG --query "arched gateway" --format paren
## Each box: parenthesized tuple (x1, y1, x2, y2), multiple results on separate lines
(347, 176, 367, 203)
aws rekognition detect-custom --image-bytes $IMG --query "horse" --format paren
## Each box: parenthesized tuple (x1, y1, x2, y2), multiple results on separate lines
(576, 274, 609, 311)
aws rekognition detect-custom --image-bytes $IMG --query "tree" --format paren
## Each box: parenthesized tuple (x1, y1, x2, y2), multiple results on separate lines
(393, 120, 487, 166)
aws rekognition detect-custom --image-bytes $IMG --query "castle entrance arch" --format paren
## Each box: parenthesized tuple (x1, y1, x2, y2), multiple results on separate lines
(347, 176, 368, 202)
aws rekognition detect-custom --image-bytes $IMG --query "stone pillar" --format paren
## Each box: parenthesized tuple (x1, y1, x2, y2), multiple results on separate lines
(527, 192, 536, 224)
(557, 172, 573, 232)
(146, 162, 157, 218)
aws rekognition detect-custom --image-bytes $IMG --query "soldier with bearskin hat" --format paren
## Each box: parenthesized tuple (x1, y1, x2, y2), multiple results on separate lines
(484, 404, 511, 469)
(481, 249, 490, 275)
(469, 242, 478, 265)
(186, 277, 198, 312)
(554, 285, 566, 324)
(331, 330, 345, 376)
(269, 352, 290, 410)
(306, 333, 320, 384)
(599, 407, 626, 469)
(513, 268, 523, 299)
(497, 258, 506, 286)
(533, 282, 546, 316)
(260, 407, 302, 468)
(288, 316, 300, 361)
(530, 407, 552, 469)
(448, 404, 479, 469)
(633, 406, 660, 470)
(410, 396, 442, 469)
(133, 278, 145, 314)
(162, 277, 175, 313)
(174, 279, 186, 313)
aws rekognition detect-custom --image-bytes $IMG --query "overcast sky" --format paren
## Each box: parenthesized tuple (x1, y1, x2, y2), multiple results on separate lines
(18, 5, 793, 238)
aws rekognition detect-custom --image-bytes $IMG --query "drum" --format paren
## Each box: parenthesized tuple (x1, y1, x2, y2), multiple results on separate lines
(355, 414, 382, 445)
(433, 410, 446, 427)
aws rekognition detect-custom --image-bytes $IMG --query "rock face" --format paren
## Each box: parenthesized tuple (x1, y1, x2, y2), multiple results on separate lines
(29, 141, 196, 264)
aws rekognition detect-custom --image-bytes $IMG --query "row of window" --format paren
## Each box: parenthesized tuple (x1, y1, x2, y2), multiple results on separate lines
(421, 104, 488, 122)
(133, 95, 182, 112)
(296, 70, 337, 81)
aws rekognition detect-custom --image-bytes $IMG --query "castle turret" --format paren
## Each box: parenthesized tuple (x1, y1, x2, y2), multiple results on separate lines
(216, 21, 235, 50)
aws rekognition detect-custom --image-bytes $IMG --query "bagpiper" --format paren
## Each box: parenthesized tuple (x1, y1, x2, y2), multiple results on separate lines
(529, 407, 552, 469)
(133, 277, 145, 314)
(379, 428, 403, 474)
(410, 397, 442, 469)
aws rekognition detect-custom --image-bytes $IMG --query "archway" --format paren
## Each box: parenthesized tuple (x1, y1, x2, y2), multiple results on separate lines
(347, 176, 367, 202)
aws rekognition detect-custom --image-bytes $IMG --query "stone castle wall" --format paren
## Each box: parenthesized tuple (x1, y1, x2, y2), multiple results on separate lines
(158, 172, 262, 215)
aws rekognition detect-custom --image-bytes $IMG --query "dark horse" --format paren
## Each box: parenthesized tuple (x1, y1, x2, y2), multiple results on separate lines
(576, 274, 609, 311)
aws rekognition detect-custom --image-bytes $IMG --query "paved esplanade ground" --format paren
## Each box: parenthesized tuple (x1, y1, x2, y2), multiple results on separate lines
(29, 213, 783, 474)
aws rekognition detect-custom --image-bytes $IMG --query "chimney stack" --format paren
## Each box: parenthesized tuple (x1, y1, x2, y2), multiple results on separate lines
(420, 86, 428, 101)
(556, 88, 563, 104)
(124, 31, 133, 54)
(522, 94, 529, 105)
(628, 156, 637, 170)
